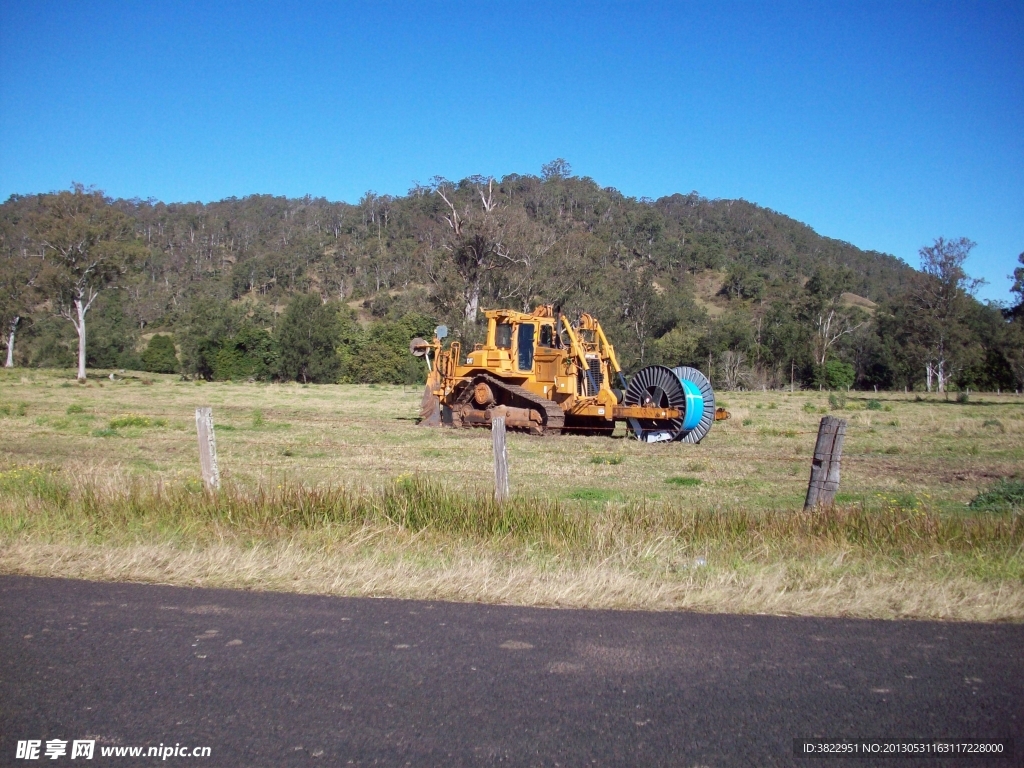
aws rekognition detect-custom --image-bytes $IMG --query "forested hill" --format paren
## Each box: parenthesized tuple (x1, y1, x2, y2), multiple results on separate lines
(2, 167, 1022, 391)
(113, 177, 913, 310)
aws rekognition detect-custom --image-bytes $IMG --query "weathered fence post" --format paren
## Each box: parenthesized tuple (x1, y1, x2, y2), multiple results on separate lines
(492, 416, 509, 503)
(195, 407, 220, 492)
(804, 415, 846, 510)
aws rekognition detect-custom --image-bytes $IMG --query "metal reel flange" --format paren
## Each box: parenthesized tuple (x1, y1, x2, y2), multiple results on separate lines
(624, 365, 686, 442)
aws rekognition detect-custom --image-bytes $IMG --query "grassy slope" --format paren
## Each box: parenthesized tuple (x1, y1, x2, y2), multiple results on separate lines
(1, 368, 1022, 621)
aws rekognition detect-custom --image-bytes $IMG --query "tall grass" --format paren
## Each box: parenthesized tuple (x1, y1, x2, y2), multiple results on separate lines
(3, 469, 1020, 566)
(3, 468, 1022, 619)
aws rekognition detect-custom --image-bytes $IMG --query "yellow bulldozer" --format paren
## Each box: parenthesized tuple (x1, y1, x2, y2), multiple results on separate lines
(411, 305, 719, 443)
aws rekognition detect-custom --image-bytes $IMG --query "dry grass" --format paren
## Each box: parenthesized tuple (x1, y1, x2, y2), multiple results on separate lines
(4, 540, 1022, 622)
(1, 367, 1023, 621)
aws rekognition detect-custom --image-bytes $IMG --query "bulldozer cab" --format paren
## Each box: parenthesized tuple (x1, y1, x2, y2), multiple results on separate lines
(484, 310, 559, 374)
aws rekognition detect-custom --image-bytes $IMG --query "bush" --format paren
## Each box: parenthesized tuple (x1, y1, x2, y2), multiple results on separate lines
(866, 399, 882, 410)
(345, 313, 436, 384)
(816, 360, 855, 390)
(969, 479, 1024, 512)
(212, 325, 278, 381)
(828, 391, 847, 410)
(141, 334, 179, 374)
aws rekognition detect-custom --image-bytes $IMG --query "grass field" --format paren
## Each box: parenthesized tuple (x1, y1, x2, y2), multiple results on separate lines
(1, 367, 1022, 621)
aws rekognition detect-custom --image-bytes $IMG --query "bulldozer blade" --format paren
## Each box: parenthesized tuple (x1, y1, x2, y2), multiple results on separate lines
(419, 370, 442, 426)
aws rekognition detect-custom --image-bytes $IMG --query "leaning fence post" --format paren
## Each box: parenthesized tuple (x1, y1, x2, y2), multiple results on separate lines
(195, 406, 220, 492)
(804, 415, 846, 510)
(492, 416, 509, 503)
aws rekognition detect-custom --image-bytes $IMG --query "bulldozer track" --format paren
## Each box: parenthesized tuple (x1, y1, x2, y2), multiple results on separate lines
(454, 373, 565, 436)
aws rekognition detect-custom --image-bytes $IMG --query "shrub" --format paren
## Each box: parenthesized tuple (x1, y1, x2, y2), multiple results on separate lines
(212, 325, 278, 381)
(345, 313, 436, 385)
(141, 334, 179, 374)
(866, 399, 882, 411)
(828, 391, 847, 410)
(816, 360, 855, 391)
(969, 479, 1024, 512)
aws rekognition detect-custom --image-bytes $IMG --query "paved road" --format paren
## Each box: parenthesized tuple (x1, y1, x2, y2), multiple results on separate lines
(1, 576, 1021, 767)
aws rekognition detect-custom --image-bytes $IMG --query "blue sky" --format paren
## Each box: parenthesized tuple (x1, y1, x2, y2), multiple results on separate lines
(1, 1, 1021, 303)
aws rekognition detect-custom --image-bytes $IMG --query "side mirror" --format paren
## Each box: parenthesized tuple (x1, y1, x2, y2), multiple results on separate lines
(434, 325, 448, 340)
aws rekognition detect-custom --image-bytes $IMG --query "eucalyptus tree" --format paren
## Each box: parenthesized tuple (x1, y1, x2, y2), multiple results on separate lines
(1011, 251, 1024, 311)
(0, 199, 43, 367)
(888, 237, 983, 392)
(35, 185, 145, 380)
(801, 265, 868, 369)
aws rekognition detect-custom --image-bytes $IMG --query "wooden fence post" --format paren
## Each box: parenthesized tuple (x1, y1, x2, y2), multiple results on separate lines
(492, 416, 509, 503)
(804, 415, 846, 510)
(195, 407, 220, 492)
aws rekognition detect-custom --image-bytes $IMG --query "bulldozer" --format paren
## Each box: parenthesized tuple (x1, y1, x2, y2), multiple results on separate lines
(411, 305, 718, 443)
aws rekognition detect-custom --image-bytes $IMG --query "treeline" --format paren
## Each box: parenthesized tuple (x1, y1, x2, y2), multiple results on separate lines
(9, 290, 435, 385)
(1, 165, 1022, 390)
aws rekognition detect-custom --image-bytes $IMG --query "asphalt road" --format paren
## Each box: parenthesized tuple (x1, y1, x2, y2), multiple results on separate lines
(1, 575, 1021, 767)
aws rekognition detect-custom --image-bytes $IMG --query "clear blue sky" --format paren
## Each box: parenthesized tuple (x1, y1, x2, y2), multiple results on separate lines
(1, 1, 1021, 303)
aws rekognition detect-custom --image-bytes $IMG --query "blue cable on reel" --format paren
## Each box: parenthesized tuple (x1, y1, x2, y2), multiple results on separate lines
(671, 366, 716, 443)
(680, 378, 704, 432)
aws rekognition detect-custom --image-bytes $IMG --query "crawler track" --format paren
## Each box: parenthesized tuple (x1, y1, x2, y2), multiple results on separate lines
(453, 373, 564, 435)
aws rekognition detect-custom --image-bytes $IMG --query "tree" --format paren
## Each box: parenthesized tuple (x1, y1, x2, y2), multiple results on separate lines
(276, 293, 342, 383)
(0, 199, 43, 367)
(890, 237, 983, 392)
(801, 266, 867, 368)
(35, 185, 144, 380)
(1011, 251, 1024, 314)
(619, 273, 669, 366)
(213, 324, 277, 381)
(540, 158, 572, 181)
(141, 334, 179, 374)
(86, 291, 141, 369)
(431, 176, 539, 330)
(718, 350, 750, 390)
(721, 261, 765, 301)
(0, 253, 40, 368)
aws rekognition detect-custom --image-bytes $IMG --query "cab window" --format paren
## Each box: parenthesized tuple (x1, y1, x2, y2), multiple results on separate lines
(539, 324, 554, 348)
(495, 323, 513, 349)
(517, 323, 535, 370)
